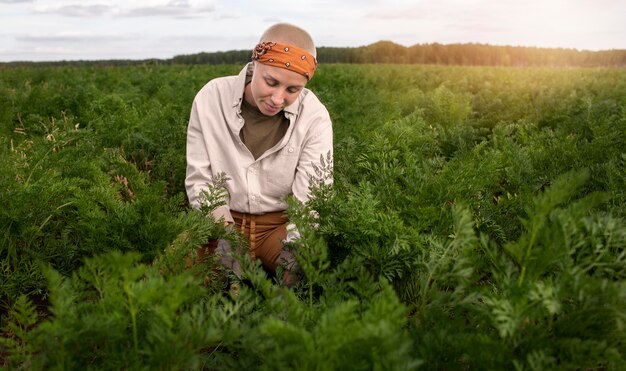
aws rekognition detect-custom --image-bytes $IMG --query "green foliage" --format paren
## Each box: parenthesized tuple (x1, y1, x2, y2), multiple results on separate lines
(197, 172, 231, 216)
(0, 137, 191, 307)
(22, 252, 210, 369)
(471, 171, 626, 369)
(2, 63, 626, 369)
(249, 280, 419, 371)
(215, 206, 420, 370)
(0, 295, 38, 368)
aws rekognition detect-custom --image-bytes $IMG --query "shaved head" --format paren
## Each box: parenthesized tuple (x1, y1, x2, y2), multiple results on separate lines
(259, 23, 316, 58)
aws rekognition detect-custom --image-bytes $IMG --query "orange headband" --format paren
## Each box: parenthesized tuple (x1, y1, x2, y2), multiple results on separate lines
(252, 41, 317, 80)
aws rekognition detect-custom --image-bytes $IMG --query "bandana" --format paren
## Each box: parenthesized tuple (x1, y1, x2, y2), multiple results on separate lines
(252, 41, 317, 80)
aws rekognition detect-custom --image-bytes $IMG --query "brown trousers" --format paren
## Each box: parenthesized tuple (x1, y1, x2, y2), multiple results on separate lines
(199, 211, 288, 274)
(231, 210, 288, 273)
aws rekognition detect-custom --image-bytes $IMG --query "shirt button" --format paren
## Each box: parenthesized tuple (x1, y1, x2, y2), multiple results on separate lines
(288, 147, 294, 153)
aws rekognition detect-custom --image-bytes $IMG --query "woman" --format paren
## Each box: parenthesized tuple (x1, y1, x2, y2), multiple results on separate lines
(185, 23, 333, 284)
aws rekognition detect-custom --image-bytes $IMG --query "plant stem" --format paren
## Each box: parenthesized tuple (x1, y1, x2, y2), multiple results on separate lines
(125, 284, 139, 355)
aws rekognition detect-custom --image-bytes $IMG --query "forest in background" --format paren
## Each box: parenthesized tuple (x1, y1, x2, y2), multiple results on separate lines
(2, 40, 625, 68)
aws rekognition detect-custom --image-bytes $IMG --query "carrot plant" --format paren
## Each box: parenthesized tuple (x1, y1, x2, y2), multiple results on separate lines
(1, 63, 625, 369)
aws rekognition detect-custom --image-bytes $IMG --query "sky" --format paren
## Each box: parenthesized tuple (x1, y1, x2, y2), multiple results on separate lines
(1, 0, 625, 62)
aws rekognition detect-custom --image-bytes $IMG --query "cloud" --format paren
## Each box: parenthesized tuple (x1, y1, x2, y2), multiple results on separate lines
(262, 16, 282, 23)
(35, 0, 215, 18)
(123, 0, 214, 17)
(16, 33, 132, 44)
(48, 5, 114, 17)
(159, 33, 258, 52)
(215, 13, 243, 20)
(364, 5, 435, 20)
(0, 0, 35, 3)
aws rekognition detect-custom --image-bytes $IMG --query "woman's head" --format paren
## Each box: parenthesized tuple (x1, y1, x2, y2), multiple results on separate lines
(245, 23, 317, 116)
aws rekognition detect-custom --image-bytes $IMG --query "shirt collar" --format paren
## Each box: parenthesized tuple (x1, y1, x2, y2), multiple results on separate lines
(232, 62, 300, 117)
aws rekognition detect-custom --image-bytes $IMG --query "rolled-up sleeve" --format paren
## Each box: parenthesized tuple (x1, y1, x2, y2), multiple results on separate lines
(292, 113, 333, 204)
(185, 87, 234, 223)
(185, 98, 209, 209)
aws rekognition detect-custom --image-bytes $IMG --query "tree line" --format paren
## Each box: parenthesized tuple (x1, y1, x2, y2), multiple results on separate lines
(172, 41, 626, 67)
(3, 41, 625, 67)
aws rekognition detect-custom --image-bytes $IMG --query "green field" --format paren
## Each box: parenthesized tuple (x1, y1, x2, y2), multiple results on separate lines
(1, 64, 625, 369)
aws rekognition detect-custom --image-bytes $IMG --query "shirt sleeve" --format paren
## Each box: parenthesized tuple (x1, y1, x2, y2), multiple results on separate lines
(284, 106, 333, 243)
(291, 110, 333, 204)
(184, 92, 234, 224)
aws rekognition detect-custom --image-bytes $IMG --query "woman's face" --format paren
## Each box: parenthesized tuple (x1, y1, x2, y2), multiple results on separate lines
(245, 62, 308, 116)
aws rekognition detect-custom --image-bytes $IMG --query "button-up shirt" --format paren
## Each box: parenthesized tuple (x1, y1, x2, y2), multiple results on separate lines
(185, 63, 333, 224)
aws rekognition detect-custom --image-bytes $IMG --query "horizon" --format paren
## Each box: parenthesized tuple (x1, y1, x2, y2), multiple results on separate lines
(1, 0, 625, 63)
(3, 41, 625, 64)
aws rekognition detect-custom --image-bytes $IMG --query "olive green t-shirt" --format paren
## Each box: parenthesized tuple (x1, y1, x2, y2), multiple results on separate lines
(239, 90, 290, 160)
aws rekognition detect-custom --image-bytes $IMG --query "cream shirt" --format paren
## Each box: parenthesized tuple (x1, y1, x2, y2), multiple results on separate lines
(185, 63, 333, 224)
